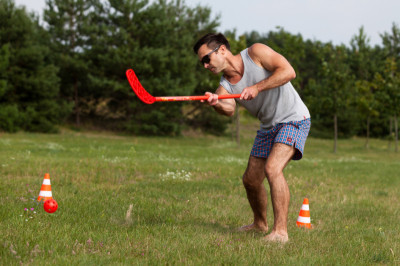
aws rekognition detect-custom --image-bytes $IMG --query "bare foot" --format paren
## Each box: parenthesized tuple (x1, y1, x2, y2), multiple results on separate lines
(238, 223, 268, 232)
(264, 231, 289, 243)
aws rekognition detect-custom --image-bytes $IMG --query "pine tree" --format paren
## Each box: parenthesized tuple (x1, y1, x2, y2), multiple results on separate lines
(0, 0, 70, 132)
(44, 0, 98, 126)
(85, 0, 220, 135)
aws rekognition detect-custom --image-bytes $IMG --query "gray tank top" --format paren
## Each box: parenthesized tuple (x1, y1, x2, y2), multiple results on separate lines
(220, 48, 310, 130)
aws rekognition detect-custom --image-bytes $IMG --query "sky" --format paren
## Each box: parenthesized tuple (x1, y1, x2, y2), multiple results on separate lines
(14, 0, 400, 47)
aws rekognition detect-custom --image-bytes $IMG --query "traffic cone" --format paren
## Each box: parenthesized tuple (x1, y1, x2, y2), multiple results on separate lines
(37, 173, 53, 202)
(296, 198, 312, 228)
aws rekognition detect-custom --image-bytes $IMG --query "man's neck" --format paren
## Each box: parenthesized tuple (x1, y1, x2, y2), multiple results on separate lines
(223, 53, 244, 84)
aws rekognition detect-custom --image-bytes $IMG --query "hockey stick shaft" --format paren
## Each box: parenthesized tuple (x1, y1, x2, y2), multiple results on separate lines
(126, 69, 240, 104)
(154, 94, 240, 102)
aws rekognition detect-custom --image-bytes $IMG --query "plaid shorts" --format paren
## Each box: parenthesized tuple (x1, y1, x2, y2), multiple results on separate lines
(250, 118, 311, 160)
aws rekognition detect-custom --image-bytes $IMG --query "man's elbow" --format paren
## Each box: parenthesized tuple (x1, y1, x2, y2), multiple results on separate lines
(280, 66, 296, 83)
(218, 108, 235, 117)
(289, 68, 296, 80)
(227, 111, 235, 117)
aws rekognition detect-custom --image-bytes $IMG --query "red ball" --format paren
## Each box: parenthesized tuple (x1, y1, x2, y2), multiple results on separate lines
(44, 199, 58, 213)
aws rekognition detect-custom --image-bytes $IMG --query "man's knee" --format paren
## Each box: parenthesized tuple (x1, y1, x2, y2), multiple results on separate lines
(265, 143, 294, 181)
(264, 164, 282, 182)
(242, 169, 265, 189)
(242, 156, 266, 189)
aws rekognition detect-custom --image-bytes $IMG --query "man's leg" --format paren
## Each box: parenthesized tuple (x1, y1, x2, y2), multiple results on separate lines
(239, 155, 268, 232)
(264, 142, 295, 243)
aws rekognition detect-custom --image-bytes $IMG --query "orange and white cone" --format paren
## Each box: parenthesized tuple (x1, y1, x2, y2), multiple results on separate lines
(37, 173, 53, 202)
(296, 198, 312, 228)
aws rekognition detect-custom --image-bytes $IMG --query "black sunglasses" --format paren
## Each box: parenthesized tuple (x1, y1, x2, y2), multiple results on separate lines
(201, 45, 221, 65)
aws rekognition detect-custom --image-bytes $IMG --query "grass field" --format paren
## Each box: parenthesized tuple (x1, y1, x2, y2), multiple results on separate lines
(1, 124, 400, 265)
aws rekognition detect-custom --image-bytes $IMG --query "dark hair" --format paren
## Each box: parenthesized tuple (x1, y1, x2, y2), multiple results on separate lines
(193, 33, 231, 54)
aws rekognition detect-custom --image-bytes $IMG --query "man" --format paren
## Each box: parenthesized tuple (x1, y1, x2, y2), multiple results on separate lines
(193, 33, 311, 243)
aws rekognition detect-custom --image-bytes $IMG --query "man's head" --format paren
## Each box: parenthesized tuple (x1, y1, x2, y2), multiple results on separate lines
(193, 33, 231, 72)
(193, 33, 231, 54)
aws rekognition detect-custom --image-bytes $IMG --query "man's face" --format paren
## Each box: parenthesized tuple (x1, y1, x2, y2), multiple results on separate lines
(197, 44, 222, 74)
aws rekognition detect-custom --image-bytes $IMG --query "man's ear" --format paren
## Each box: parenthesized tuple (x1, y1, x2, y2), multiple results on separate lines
(219, 45, 226, 54)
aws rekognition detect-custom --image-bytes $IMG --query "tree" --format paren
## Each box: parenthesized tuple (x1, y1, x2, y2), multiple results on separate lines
(376, 58, 400, 152)
(354, 80, 378, 148)
(44, 0, 99, 126)
(380, 23, 400, 152)
(85, 0, 221, 135)
(380, 23, 400, 63)
(0, 0, 70, 132)
(314, 44, 355, 152)
(350, 27, 374, 80)
(350, 27, 379, 148)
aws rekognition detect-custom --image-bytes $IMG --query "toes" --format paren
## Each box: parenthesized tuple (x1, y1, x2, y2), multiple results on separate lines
(264, 233, 289, 243)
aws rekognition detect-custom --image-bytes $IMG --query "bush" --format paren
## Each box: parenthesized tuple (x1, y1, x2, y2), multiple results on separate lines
(0, 105, 21, 132)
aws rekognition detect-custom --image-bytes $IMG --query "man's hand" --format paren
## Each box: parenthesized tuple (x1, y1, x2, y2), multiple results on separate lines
(201, 88, 236, 116)
(240, 86, 259, 100)
(201, 92, 219, 106)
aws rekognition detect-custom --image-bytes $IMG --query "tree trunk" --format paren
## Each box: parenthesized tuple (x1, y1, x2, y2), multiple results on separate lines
(334, 114, 337, 153)
(231, 107, 240, 147)
(388, 117, 393, 150)
(235, 107, 240, 147)
(395, 114, 398, 153)
(365, 116, 370, 149)
(74, 81, 80, 126)
(231, 111, 235, 142)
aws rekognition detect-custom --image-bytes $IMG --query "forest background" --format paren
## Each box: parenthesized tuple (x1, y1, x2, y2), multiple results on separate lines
(1, 0, 399, 151)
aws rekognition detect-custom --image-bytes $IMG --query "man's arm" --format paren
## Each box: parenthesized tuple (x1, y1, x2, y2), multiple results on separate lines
(204, 85, 236, 117)
(240, 43, 296, 101)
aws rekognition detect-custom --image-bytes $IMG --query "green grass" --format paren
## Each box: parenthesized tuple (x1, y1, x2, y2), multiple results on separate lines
(1, 127, 399, 265)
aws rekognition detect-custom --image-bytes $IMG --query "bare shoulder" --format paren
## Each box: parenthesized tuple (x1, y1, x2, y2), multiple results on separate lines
(248, 43, 272, 53)
(247, 43, 290, 71)
(248, 43, 274, 61)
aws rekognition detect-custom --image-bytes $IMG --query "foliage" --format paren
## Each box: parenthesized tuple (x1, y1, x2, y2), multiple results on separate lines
(0, 0, 71, 133)
(350, 28, 379, 129)
(81, 0, 221, 135)
(44, 0, 103, 126)
(380, 22, 400, 63)
(2, 0, 400, 142)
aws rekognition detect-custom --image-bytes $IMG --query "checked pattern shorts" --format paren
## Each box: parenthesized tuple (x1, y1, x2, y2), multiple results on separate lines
(250, 118, 311, 160)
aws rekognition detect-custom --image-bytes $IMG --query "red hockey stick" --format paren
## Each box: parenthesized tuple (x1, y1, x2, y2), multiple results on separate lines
(126, 69, 241, 104)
